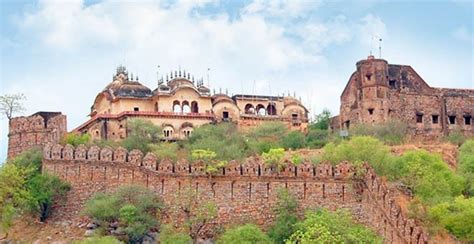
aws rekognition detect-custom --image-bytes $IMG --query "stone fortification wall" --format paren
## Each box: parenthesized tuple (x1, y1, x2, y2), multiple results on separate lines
(42, 144, 428, 243)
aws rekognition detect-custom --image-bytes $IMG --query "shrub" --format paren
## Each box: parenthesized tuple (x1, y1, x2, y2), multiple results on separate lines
(0, 163, 30, 232)
(74, 236, 122, 244)
(262, 148, 285, 170)
(149, 143, 179, 161)
(310, 109, 331, 130)
(350, 120, 407, 145)
(287, 209, 382, 244)
(305, 129, 329, 149)
(217, 224, 272, 244)
(159, 224, 192, 244)
(394, 150, 465, 205)
(444, 129, 467, 146)
(9, 148, 42, 178)
(458, 140, 474, 196)
(122, 119, 161, 152)
(61, 133, 91, 147)
(246, 122, 288, 154)
(428, 196, 474, 241)
(321, 136, 395, 177)
(268, 188, 299, 244)
(191, 149, 227, 175)
(26, 174, 70, 221)
(282, 131, 306, 150)
(83, 185, 163, 242)
(186, 123, 248, 161)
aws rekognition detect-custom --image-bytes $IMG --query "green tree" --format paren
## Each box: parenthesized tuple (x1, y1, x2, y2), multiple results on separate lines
(217, 224, 272, 244)
(61, 133, 91, 147)
(122, 119, 161, 153)
(268, 188, 299, 244)
(282, 131, 306, 150)
(287, 209, 382, 244)
(149, 142, 180, 161)
(310, 109, 331, 130)
(428, 196, 474, 241)
(191, 149, 227, 175)
(26, 174, 70, 221)
(262, 148, 285, 170)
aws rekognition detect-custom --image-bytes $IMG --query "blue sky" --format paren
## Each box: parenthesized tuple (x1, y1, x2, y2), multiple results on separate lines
(0, 0, 473, 162)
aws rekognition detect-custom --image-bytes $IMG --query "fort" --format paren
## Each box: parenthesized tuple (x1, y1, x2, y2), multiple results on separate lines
(42, 144, 428, 243)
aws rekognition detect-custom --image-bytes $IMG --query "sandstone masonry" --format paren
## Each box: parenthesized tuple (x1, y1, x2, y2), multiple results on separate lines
(43, 144, 429, 244)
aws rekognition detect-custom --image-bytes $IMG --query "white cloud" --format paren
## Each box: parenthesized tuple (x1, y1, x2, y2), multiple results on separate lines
(243, 0, 322, 19)
(452, 26, 473, 44)
(358, 14, 387, 54)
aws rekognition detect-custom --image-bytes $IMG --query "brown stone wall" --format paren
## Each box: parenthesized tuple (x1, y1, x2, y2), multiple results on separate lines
(43, 144, 428, 243)
(7, 112, 67, 158)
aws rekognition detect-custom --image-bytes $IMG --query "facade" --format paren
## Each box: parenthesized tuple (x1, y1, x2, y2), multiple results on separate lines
(333, 56, 474, 139)
(7, 112, 67, 158)
(74, 66, 308, 140)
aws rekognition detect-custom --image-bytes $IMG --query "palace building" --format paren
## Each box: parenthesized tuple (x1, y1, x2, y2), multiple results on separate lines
(74, 66, 309, 140)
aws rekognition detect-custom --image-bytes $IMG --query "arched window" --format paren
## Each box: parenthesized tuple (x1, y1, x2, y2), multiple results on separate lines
(245, 104, 255, 114)
(191, 101, 199, 113)
(267, 104, 277, 115)
(256, 104, 266, 116)
(182, 101, 190, 113)
(154, 102, 159, 112)
(173, 101, 181, 113)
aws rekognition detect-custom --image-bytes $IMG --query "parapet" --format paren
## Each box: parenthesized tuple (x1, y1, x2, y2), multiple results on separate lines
(43, 143, 355, 180)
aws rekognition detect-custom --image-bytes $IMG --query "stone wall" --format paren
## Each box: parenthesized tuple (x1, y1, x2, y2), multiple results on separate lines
(7, 112, 67, 159)
(42, 144, 428, 243)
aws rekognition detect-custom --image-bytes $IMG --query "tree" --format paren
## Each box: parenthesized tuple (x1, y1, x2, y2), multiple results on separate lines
(458, 140, 474, 196)
(217, 224, 272, 244)
(122, 119, 162, 153)
(26, 174, 70, 221)
(0, 93, 26, 121)
(169, 187, 217, 243)
(287, 209, 382, 244)
(310, 109, 331, 130)
(61, 133, 91, 147)
(268, 188, 299, 244)
(428, 196, 474, 241)
(262, 148, 285, 170)
(191, 149, 227, 176)
(159, 224, 192, 244)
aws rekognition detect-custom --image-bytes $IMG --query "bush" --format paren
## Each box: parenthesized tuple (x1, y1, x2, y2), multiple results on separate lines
(74, 236, 122, 244)
(191, 149, 227, 175)
(350, 120, 407, 145)
(217, 224, 272, 244)
(458, 140, 474, 196)
(0, 163, 30, 232)
(246, 122, 288, 154)
(282, 131, 306, 150)
(159, 224, 192, 244)
(149, 143, 179, 161)
(262, 148, 285, 170)
(428, 196, 474, 241)
(122, 119, 161, 153)
(310, 109, 331, 130)
(444, 129, 467, 146)
(26, 174, 70, 221)
(394, 150, 465, 205)
(287, 209, 382, 243)
(61, 133, 91, 147)
(322, 136, 395, 176)
(9, 148, 42, 178)
(83, 185, 163, 242)
(186, 123, 248, 161)
(268, 188, 299, 244)
(305, 129, 329, 149)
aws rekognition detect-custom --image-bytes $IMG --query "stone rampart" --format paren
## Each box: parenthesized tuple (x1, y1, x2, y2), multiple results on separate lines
(42, 144, 428, 243)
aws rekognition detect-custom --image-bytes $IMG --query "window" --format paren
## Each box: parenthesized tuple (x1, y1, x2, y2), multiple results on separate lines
(464, 115, 472, 125)
(366, 74, 372, 81)
(368, 108, 374, 115)
(448, 115, 456, 125)
(223, 111, 229, 119)
(344, 120, 350, 129)
(432, 115, 439, 124)
(416, 113, 423, 123)
(389, 79, 396, 89)
(134, 107, 139, 111)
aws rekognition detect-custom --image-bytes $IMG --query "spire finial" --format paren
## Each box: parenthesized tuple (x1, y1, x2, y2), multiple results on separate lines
(131, 73, 134, 81)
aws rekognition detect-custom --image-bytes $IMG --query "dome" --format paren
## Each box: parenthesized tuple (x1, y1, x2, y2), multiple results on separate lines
(111, 81, 152, 98)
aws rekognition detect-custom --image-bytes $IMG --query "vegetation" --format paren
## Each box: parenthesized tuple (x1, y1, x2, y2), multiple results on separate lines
(217, 224, 272, 244)
(159, 224, 192, 244)
(268, 188, 299, 244)
(149, 142, 179, 161)
(122, 119, 162, 153)
(74, 236, 122, 244)
(0, 148, 70, 234)
(443, 128, 467, 146)
(191, 149, 227, 175)
(349, 120, 407, 145)
(287, 209, 383, 244)
(262, 148, 285, 170)
(246, 122, 287, 154)
(0, 93, 26, 121)
(282, 131, 306, 150)
(458, 139, 474, 196)
(310, 109, 331, 130)
(61, 133, 91, 147)
(83, 185, 163, 243)
(428, 196, 474, 241)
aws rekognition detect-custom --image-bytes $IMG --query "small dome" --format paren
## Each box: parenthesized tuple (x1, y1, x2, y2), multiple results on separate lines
(111, 81, 152, 98)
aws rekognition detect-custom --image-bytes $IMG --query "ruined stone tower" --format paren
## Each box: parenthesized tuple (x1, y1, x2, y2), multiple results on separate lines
(7, 112, 67, 159)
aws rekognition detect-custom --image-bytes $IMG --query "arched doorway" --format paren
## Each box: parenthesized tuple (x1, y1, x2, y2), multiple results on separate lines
(245, 104, 255, 114)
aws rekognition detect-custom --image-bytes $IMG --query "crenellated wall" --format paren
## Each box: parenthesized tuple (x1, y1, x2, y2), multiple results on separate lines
(42, 144, 428, 243)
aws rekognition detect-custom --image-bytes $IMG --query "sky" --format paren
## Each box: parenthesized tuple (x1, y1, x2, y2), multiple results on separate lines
(0, 0, 473, 162)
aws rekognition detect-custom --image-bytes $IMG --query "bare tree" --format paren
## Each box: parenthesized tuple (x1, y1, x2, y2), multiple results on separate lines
(0, 93, 26, 122)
